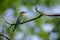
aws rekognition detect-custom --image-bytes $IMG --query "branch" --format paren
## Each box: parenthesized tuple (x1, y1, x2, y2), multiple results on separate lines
(0, 33, 10, 40)
(32, 1, 60, 16)
(20, 14, 42, 24)
(44, 14, 60, 16)
(20, 4, 43, 24)
(4, 20, 15, 25)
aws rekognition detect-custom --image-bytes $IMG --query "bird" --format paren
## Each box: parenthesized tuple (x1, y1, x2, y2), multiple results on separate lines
(13, 12, 26, 32)
(7, 12, 26, 32)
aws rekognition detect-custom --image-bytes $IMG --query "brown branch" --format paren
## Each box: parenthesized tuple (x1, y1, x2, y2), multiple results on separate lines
(4, 19, 15, 25)
(44, 14, 60, 16)
(5, 14, 42, 25)
(20, 3, 43, 24)
(20, 14, 42, 24)
(0, 33, 10, 40)
(32, 1, 60, 16)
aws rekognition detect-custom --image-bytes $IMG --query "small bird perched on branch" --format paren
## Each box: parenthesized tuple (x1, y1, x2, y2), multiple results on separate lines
(8, 12, 27, 32)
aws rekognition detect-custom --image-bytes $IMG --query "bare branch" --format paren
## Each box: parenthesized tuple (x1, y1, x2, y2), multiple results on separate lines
(44, 14, 60, 16)
(0, 33, 10, 40)
(20, 14, 42, 24)
(7, 24, 13, 31)
(4, 20, 12, 25)
(32, 1, 60, 16)
(4, 20, 15, 25)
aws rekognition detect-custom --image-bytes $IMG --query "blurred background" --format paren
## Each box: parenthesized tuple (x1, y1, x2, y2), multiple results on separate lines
(0, 0, 60, 40)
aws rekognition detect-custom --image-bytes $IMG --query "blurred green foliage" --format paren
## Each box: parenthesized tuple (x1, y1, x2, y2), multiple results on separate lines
(0, 0, 60, 14)
(0, 0, 60, 40)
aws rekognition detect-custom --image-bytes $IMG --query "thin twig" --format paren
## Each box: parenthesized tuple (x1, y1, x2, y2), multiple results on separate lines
(4, 20, 15, 25)
(20, 14, 42, 24)
(32, 1, 60, 16)
(0, 33, 10, 40)
(44, 14, 60, 16)
(7, 24, 13, 31)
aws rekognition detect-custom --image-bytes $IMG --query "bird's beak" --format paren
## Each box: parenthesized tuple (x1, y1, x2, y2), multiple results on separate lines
(23, 12, 27, 13)
(21, 12, 27, 16)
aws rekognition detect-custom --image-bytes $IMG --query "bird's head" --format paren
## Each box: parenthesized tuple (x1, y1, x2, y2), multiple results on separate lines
(20, 12, 27, 16)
